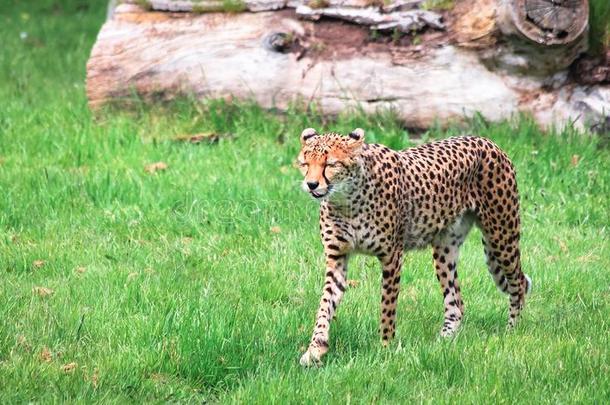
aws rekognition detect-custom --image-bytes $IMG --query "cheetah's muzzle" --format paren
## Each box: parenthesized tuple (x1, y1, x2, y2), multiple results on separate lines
(310, 185, 331, 199)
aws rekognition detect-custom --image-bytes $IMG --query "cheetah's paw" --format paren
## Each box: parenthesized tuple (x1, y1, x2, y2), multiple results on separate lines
(439, 324, 460, 338)
(299, 347, 324, 367)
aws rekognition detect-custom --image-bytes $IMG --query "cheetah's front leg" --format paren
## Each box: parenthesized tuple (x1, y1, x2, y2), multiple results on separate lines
(300, 254, 348, 367)
(379, 249, 404, 345)
(429, 215, 474, 337)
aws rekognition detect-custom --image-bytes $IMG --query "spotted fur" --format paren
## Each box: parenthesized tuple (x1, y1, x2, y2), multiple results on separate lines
(297, 128, 531, 366)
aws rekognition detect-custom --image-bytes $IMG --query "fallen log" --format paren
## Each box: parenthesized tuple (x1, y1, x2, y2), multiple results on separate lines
(86, 2, 609, 130)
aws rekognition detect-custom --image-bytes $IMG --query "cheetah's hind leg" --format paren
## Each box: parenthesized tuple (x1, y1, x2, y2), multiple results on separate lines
(480, 228, 531, 329)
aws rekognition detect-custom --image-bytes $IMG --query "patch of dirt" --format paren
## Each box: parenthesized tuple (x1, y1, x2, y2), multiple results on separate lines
(61, 362, 78, 373)
(277, 9, 451, 63)
(33, 286, 54, 297)
(40, 346, 53, 363)
(144, 161, 168, 174)
(172, 132, 233, 144)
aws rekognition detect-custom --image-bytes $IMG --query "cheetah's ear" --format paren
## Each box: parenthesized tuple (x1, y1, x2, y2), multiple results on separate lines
(347, 128, 365, 150)
(300, 128, 318, 145)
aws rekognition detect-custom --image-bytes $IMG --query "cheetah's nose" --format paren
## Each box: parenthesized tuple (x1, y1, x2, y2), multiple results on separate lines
(306, 181, 319, 190)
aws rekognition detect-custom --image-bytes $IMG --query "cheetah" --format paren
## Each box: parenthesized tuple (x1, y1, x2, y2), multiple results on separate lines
(297, 128, 532, 367)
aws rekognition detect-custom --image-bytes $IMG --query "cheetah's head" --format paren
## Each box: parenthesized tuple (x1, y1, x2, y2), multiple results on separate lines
(297, 128, 365, 200)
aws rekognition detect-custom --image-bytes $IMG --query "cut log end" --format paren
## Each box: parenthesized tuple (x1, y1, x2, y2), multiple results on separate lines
(510, 0, 589, 45)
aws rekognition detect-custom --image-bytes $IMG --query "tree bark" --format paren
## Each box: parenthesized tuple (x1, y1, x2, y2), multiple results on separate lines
(295, 5, 444, 32)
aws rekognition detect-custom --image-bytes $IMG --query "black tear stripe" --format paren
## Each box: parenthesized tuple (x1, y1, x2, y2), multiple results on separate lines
(322, 166, 331, 188)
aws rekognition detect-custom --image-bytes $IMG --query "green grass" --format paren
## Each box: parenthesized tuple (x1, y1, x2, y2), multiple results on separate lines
(590, 0, 610, 54)
(421, 0, 455, 11)
(1, 0, 609, 403)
